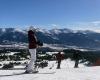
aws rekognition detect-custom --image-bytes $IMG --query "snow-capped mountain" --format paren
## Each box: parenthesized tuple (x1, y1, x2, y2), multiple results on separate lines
(0, 28, 100, 49)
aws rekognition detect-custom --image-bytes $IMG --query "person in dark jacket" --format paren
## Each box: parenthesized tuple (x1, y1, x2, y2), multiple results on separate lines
(25, 26, 38, 73)
(73, 50, 80, 68)
(56, 52, 63, 69)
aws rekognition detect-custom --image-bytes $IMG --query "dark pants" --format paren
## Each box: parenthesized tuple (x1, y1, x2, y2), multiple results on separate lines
(74, 59, 79, 68)
(57, 60, 61, 69)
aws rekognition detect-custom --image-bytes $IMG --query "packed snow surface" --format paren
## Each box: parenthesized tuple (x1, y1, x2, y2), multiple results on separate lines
(0, 59, 100, 80)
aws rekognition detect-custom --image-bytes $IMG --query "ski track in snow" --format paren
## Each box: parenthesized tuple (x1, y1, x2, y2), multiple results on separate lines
(0, 59, 100, 80)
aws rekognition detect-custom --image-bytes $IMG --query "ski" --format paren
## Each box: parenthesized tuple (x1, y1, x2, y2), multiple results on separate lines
(0, 68, 25, 70)
(18, 71, 56, 75)
(0, 71, 56, 77)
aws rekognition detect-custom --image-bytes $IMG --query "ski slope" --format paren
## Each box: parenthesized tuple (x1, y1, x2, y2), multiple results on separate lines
(0, 59, 100, 80)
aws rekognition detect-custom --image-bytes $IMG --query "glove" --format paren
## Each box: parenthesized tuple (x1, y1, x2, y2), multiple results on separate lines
(37, 40, 43, 46)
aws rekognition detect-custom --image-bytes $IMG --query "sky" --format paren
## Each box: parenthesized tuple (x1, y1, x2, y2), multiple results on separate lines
(0, 0, 100, 31)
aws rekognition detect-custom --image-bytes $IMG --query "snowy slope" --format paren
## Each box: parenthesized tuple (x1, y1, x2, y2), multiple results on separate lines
(0, 59, 100, 80)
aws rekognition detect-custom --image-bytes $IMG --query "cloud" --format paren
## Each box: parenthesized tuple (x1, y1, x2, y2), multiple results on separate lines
(93, 30, 100, 33)
(51, 24, 58, 27)
(23, 21, 100, 33)
(92, 21, 100, 24)
(68, 21, 100, 33)
(91, 21, 100, 26)
(48, 22, 100, 33)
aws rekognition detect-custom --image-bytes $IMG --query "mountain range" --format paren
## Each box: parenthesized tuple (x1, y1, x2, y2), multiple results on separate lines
(0, 28, 100, 50)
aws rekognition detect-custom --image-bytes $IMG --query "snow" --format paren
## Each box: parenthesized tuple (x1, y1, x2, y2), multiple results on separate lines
(2, 28, 6, 32)
(39, 29, 50, 34)
(14, 28, 27, 34)
(50, 28, 62, 34)
(49, 28, 74, 34)
(94, 39, 100, 42)
(0, 59, 100, 80)
(52, 36, 59, 40)
(61, 28, 73, 33)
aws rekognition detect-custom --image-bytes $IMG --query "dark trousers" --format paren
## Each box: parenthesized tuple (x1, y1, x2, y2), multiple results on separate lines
(74, 59, 79, 68)
(57, 60, 61, 69)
